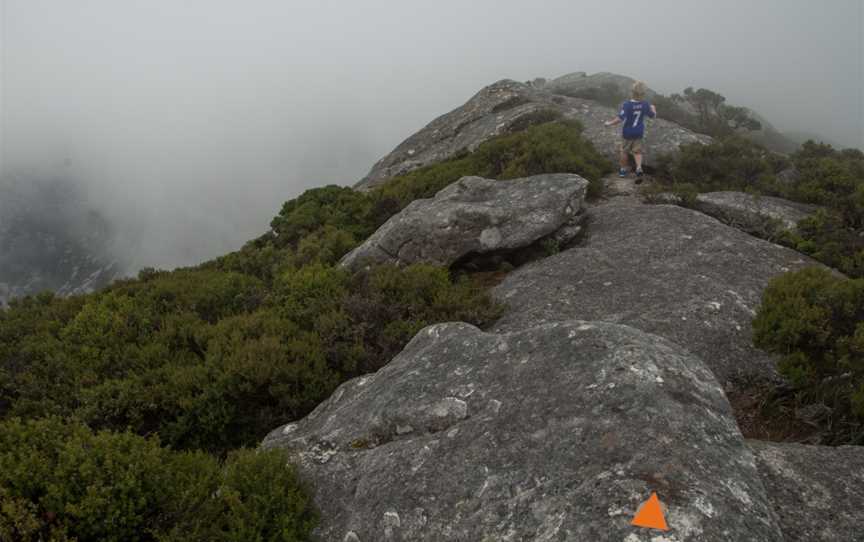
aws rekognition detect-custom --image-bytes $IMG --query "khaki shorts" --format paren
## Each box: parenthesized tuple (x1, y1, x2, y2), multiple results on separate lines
(620, 138, 644, 154)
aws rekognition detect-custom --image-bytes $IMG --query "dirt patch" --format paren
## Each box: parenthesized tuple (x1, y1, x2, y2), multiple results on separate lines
(727, 381, 823, 444)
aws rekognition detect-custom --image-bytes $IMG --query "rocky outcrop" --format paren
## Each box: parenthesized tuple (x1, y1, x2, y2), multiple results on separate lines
(492, 201, 824, 385)
(749, 440, 864, 541)
(355, 78, 711, 190)
(340, 174, 587, 269)
(776, 167, 801, 187)
(264, 320, 783, 541)
(543, 71, 661, 100)
(689, 192, 820, 237)
(265, 75, 863, 540)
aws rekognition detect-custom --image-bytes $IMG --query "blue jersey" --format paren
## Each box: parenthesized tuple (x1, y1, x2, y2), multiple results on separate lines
(618, 100, 655, 139)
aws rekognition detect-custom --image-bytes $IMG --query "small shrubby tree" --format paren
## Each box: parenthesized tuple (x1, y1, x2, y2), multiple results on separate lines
(669, 87, 762, 137)
(753, 268, 864, 443)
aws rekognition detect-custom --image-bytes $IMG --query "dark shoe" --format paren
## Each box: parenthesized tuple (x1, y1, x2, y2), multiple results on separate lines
(635, 169, 644, 184)
(618, 168, 628, 178)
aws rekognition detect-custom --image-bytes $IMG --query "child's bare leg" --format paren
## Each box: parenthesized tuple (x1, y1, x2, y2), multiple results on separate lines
(620, 149, 629, 170)
(634, 153, 643, 171)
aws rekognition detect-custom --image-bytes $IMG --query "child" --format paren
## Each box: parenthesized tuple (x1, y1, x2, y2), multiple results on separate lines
(604, 81, 657, 183)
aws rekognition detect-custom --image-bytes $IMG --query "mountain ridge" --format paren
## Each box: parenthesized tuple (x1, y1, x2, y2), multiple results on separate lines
(262, 74, 864, 541)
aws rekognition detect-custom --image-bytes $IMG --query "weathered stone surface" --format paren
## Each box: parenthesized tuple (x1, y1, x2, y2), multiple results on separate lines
(340, 174, 587, 269)
(691, 191, 820, 236)
(748, 440, 864, 541)
(776, 167, 801, 186)
(264, 320, 783, 541)
(355, 78, 711, 190)
(492, 201, 824, 384)
(546, 71, 661, 100)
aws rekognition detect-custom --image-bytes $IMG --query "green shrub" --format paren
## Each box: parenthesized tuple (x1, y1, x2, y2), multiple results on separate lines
(777, 142, 864, 278)
(2, 270, 265, 424)
(205, 242, 291, 284)
(753, 268, 864, 441)
(107, 268, 267, 324)
(269, 185, 376, 249)
(476, 121, 610, 199)
(162, 447, 318, 542)
(666, 87, 761, 138)
(0, 259, 501, 456)
(503, 108, 563, 133)
(654, 136, 788, 193)
(788, 141, 864, 221)
(782, 210, 864, 278)
(0, 417, 316, 542)
(374, 154, 476, 207)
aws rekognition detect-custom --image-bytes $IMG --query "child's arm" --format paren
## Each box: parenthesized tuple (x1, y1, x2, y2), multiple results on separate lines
(606, 103, 627, 126)
(649, 104, 657, 118)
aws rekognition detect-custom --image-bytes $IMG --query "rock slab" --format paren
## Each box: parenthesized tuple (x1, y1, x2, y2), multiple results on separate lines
(492, 202, 824, 384)
(691, 191, 820, 236)
(264, 321, 783, 541)
(340, 174, 588, 269)
(749, 440, 864, 542)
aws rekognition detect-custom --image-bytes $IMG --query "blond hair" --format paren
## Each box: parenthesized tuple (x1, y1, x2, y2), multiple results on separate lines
(631, 81, 647, 101)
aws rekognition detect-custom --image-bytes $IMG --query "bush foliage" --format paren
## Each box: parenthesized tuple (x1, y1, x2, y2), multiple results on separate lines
(753, 268, 864, 443)
(0, 417, 316, 542)
(654, 136, 789, 193)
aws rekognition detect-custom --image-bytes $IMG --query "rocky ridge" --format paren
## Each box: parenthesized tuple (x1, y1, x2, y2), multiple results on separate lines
(265, 76, 862, 540)
(355, 75, 711, 191)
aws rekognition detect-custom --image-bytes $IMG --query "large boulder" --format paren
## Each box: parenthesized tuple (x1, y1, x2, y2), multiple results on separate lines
(492, 201, 824, 384)
(545, 71, 661, 100)
(690, 192, 820, 237)
(355, 78, 711, 190)
(263, 320, 783, 541)
(339, 174, 588, 269)
(748, 440, 864, 541)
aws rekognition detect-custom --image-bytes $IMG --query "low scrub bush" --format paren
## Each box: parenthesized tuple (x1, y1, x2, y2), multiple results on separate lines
(753, 268, 864, 443)
(0, 417, 316, 541)
(783, 210, 864, 278)
(653, 136, 788, 193)
(1, 263, 501, 454)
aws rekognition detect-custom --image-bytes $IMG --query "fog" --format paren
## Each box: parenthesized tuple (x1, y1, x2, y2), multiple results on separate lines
(1, 0, 862, 271)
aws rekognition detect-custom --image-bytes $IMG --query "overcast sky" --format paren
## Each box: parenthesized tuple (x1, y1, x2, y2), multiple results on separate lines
(1, 0, 862, 270)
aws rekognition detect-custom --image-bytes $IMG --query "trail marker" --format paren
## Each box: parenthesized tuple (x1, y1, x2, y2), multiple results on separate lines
(631, 492, 669, 531)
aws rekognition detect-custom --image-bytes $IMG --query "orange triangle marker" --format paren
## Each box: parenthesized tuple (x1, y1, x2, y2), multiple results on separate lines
(631, 492, 669, 531)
